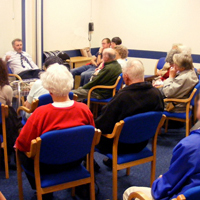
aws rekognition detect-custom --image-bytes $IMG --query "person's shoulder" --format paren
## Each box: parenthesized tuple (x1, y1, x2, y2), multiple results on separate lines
(2, 85, 12, 92)
(74, 101, 90, 110)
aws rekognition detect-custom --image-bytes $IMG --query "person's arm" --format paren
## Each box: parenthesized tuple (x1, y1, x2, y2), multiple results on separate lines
(90, 56, 97, 66)
(152, 136, 198, 199)
(3, 85, 13, 106)
(96, 47, 103, 65)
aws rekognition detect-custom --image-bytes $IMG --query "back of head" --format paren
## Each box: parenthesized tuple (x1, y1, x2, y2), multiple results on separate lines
(114, 45, 129, 59)
(111, 37, 122, 45)
(173, 53, 193, 70)
(103, 48, 116, 61)
(44, 56, 63, 69)
(41, 64, 73, 96)
(0, 58, 9, 87)
(57, 52, 70, 61)
(165, 49, 182, 64)
(123, 58, 144, 81)
(177, 45, 192, 55)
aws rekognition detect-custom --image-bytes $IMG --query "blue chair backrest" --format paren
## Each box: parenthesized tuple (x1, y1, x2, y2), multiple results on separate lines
(116, 73, 123, 91)
(39, 125, 95, 165)
(183, 185, 200, 200)
(7, 63, 13, 74)
(191, 82, 200, 106)
(119, 112, 163, 144)
(157, 57, 166, 70)
(38, 92, 74, 107)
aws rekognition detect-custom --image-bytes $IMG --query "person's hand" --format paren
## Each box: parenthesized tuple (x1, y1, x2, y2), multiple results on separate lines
(5, 55, 11, 61)
(99, 47, 103, 54)
(158, 175, 162, 178)
(169, 66, 177, 78)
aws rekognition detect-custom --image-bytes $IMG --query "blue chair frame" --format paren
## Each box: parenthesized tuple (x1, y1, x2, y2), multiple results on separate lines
(96, 112, 166, 200)
(0, 103, 9, 179)
(16, 126, 101, 200)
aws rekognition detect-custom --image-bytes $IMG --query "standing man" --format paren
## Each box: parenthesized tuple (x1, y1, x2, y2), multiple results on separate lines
(71, 38, 111, 86)
(3, 38, 39, 78)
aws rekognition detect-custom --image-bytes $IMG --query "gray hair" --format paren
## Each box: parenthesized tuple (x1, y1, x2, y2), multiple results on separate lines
(103, 48, 116, 60)
(114, 45, 129, 59)
(12, 38, 22, 46)
(177, 45, 192, 55)
(40, 63, 73, 96)
(165, 49, 181, 64)
(123, 58, 144, 81)
(173, 53, 193, 70)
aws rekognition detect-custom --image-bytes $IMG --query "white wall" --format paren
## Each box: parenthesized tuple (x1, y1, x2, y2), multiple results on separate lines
(0, 0, 21, 57)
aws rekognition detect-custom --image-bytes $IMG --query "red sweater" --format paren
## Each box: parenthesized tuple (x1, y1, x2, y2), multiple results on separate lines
(16, 102, 95, 152)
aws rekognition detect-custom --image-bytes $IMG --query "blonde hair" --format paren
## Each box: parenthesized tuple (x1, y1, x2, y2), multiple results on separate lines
(114, 45, 129, 59)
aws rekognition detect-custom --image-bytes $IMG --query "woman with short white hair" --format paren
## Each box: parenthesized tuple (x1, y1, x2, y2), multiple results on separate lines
(15, 64, 95, 197)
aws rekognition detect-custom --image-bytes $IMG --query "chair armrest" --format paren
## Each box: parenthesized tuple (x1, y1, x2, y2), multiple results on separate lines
(94, 128, 102, 145)
(164, 98, 190, 103)
(73, 93, 78, 101)
(17, 99, 39, 116)
(9, 73, 22, 81)
(128, 191, 152, 200)
(102, 120, 124, 139)
(176, 194, 186, 200)
(24, 139, 37, 158)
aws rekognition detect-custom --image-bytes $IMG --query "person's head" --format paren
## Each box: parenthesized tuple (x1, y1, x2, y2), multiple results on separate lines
(111, 37, 122, 48)
(12, 38, 23, 53)
(114, 45, 128, 59)
(165, 49, 182, 66)
(122, 59, 144, 85)
(102, 48, 116, 63)
(173, 53, 193, 71)
(41, 64, 73, 97)
(0, 58, 9, 87)
(102, 38, 111, 49)
(177, 45, 192, 55)
(43, 56, 63, 70)
(172, 43, 182, 50)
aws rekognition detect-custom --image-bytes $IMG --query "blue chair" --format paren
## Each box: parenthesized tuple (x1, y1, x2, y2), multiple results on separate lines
(86, 73, 123, 118)
(154, 57, 166, 75)
(164, 88, 197, 137)
(16, 126, 101, 200)
(0, 103, 9, 179)
(96, 112, 166, 200)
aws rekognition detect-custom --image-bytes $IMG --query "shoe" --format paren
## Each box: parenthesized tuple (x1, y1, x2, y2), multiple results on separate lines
(42, 192, 53, 200)
(103, 158, 112, 168)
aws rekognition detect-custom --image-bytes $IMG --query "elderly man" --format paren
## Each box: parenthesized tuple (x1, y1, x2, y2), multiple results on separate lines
(95, 59, 164, 165)
(72, 48, 122, 101)
(71, 38, 111, 86)
(3, 38, 39, 78)
(123, 99, 200, 200)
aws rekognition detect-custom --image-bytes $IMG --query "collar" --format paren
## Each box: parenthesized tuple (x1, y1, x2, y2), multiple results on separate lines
(122, 82, 153, 91)
(104, 60, 117, 65)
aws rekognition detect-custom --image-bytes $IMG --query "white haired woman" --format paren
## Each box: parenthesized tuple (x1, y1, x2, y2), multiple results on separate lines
(15, 64, 95, 199)
(161, 53, 199, 112)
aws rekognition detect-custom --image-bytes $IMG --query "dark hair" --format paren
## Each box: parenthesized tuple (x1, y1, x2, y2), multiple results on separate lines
(102, 38, 111, 44)
(44, 56, 63, 68)
(0, 58, 9, 87)
(12, 38, 22, 46)
(111, 37, 122, 45)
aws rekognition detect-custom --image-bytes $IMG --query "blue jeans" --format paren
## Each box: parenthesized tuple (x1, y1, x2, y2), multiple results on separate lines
(70, 65, 96, 86)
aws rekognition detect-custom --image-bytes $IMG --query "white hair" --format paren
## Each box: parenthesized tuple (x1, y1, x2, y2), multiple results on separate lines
(103, 48, 116, 60)
(40, 63, 74, 96)
(177, 45, 192, 55)
(123, 59, 144, 81)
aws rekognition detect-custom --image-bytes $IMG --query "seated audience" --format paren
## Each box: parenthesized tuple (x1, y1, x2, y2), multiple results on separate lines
(15, 64, 94, 199)
(114, 45, 128, 68)
(71, 38, 111, 87)
(95, 59, 164, 165)
(123, 99, 200, 200)
(3, 38, 39, 79)
(161, 53, 199, 112)
(0, 58, 22, 159)
(22, 56, 63, 119)
(110, 37, 122, 48)
(72, 48, 122, 102)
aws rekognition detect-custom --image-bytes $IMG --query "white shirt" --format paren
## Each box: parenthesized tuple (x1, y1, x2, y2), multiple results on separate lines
(3, 50, 38, 74)
(117, 59, 127, 69)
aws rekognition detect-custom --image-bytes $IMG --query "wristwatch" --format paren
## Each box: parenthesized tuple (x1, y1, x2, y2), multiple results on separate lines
(98, 52, 102, 56)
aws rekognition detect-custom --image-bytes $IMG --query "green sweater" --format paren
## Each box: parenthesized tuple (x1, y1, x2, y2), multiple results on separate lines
(82, 60, 122, 98)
